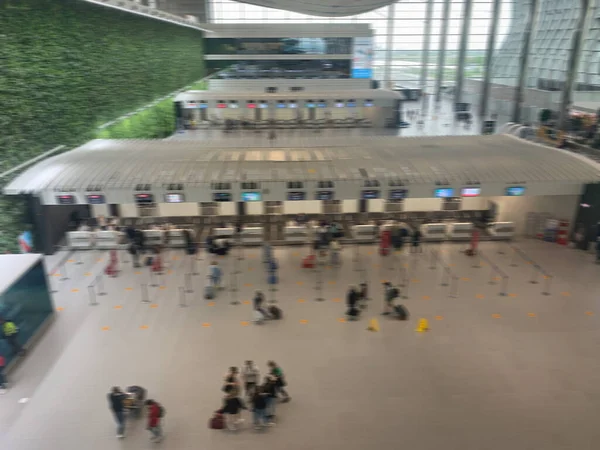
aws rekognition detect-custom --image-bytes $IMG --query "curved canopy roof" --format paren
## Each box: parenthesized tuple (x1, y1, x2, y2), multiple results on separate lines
(236, 0, 394, 17)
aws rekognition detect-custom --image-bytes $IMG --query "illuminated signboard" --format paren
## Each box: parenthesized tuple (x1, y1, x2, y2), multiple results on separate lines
(56, 195, 76, 205)
(86, 194, 105, 204)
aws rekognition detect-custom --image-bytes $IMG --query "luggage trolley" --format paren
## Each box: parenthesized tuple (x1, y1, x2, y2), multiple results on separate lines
(123, 385, 147, 418)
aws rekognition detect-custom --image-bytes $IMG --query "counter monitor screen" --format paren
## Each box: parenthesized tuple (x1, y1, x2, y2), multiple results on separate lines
(213, 192, 232, 202)
(346, 100, 356, 107)
(316, 191, 334, 200)
(306, 102, 315, 108)
(335, 102, 344, 108)
(241, 192, 261, 202)
(86, 194, 105, 204)
(389, 189, 408, 200)
(361, 190, 380, 199)
(287, 191, 306, 201)
(247, 102, 256, 109)
(259, 102, 268, 109)
(505, 186, 526, 196)
(57, 195, 76, 205)
(318, 100, 327, 108)
(229, 101, 239, 109)
(461, 187, 481, 197)
(277, 102, 287, 108)
(217, 103, 227, 109)
(134, 193, 154, 204)
(199, 102, 208, 109)
(434, 188, 454, 198)
(165, 193, 185, 203)
(364, 99, 374, 107)
(288, 102, 297, 109)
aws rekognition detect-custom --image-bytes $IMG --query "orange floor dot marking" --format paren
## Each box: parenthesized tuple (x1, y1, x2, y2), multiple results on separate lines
(150, 304, 158, 309)
(167, 270, 173, 275)
(68, 259, 75, 263)
(243, 300, 251, 305)
(476, 294, 485, 299)
(56, 307, 64, 311)
(248, 267, 254, 272)
(84, 272, 92, 276)
(134, 271, 142, 275)
(71, 288, 79, 293)
(202, 323, 211, 328)
(125, 287, 133, 291)
(299, 319, 308, 324)
(114, 305, 123, 310)
(297, 299, 305, 303)
(561, 292, 571, 297)
(585, 311, 594, 316)
(240, 321, 249, 326)
(380, 279, 388, 283)
(543, 275, 551, 279)
(292, 251, 300, 256)
(244, 283, 253, 287)
(411, 279, 421, 283)
(333, 298, 342, 302)
(508, 293, 518, 298)
(448, 263, 454, 267)
(403, 263, 409, 268)
(172, 257, 179, 261)
(101, 326, 110, 331)
(422, 296, 431, 300)
(328, 281, 336, 285)
(140, 325, 149, 330)
(461, 277, 470, 282)
(296, 281, 304, 286)
(97, 258, 103, 262)
(337, 318, 346, 323)
(492, 314, 502, 319)
(373, 264, 380, 268)
(207, 302, 215, 307)
(527, 313, 536, 317)
(435, 315, 443, 320)
(159, 286, 166, 290)
(493, 276, 501, 281)
(367, 251, 374, 255)
(53, 273, 61, 277)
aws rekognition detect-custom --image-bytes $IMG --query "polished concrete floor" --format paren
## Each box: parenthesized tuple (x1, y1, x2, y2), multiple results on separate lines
(2, 239, 600, 450)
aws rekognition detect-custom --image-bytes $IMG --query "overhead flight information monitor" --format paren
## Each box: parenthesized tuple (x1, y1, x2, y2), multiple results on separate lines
(56, 195, 76, 205)
(505, 186, 526, 196)
(461, 187, 481, 197)
(287, 192, 306, 201)
(434, 188, 454, 198)
(213, 193, 232, 202)
(389, 189, 408, 200)
(241, 192, 261, 202)
(316, 191, 334, 200)
(361, 190, 380, 199)
(164, 193, 185, 203)
(86, 194, 105, 204)
(134, 193, 154, 204)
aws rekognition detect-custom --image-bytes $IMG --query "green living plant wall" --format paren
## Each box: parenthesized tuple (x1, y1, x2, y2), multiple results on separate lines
(0, 0, 205, 252)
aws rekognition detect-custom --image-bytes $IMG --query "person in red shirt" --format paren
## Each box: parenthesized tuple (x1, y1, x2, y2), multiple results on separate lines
(144, 399, 163, 442)
(0, 354, 6, 394)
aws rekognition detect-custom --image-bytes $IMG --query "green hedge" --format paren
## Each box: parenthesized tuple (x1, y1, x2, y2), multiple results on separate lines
(0, 0, 205, 252)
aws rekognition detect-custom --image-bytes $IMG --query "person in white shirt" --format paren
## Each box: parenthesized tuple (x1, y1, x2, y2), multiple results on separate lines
(242, 360, 260, 398)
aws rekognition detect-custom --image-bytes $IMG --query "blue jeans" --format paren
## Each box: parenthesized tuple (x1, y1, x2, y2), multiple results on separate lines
(150, 424, 162, 439)
(265, 396, 276, 418)
(113, 410, 125, 435)
(253, 408, 267, 426)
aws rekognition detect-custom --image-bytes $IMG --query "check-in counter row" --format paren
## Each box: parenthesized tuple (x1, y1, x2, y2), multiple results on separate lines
(67, 229, 196, 250)
(351, 222, 515, 242)
(212, 227, 265, 245)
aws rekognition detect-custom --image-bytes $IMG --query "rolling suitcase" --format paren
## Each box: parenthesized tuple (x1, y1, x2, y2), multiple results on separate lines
(268, 305, 282, 320)
(302, 254, 316, 269)
(394, 305, 409, 321)
(209, 412, 225, 430)
(204, 284, 215, 300)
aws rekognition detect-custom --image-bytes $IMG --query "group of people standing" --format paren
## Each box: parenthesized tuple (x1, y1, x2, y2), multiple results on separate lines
(108, 386, 164, 442)
(217, 360, 291, 431)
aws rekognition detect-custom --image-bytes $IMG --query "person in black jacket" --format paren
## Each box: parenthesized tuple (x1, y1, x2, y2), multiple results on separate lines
(221, 388, 247, 431)
(107, 386, 128, 439)
(253, 291, 270, 320)
(251, 386, 269, 430)
(346, 286, 360, 320)
(262, 376, 278, 425)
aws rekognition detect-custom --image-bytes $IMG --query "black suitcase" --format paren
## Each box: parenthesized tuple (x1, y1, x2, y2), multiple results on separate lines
(269, 305, 282, 320)
(394, 305, 409, 321)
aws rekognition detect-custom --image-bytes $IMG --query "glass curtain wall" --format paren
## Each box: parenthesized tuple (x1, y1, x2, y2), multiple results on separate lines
(209, 0, 513, 94)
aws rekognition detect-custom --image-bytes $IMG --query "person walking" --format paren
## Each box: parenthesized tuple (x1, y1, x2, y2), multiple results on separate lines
(223, 367, 240, 394)
(108, 386, 128, 439)
(0, 318, 24, 356)
(144, 399, 164, 442)
(267, 361, 290, 402)
(0, 353, 7, 394)
(411, 227, 422, 253)
(242, 360, 260, 398)
(381, 282, 399, 315)
(251, 386, 269, 430)
(262, 375, 278, 425)
(221, 388, 247, 431)
(346, 285, 360, 321)
(208, 261, 222, 289)
(252, 291, 270, 321)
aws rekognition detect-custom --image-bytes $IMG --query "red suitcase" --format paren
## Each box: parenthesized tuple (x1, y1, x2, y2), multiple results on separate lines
(302, 254, 316, 269)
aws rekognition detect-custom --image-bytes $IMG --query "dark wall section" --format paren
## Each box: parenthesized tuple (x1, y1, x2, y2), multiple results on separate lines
(572, 183, 600, 250)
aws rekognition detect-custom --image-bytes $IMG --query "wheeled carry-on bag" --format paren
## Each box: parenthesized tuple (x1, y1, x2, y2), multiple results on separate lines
(204, 284, 215, 300)
(394, 305, 409, 321)
(268, 305, 282, 320)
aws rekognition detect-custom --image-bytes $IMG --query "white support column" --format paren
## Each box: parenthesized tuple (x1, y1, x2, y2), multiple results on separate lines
(454, 0, 473, 106)
(384, 4, 396, 89)
(435, 0, 451, 102)
(420, 0, 434, 112)
(479, 0, 501, 120)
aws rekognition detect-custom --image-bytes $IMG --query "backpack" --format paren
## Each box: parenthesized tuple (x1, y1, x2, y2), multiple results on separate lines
(158, 404, 166, 418)
(210, 412, 225, 430)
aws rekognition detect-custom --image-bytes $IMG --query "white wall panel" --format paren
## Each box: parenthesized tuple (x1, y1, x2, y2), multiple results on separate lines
(120, 204, 139, 218)
(282, 200, 321, 215)
(91, 204, 109, 218)
(157, 202, 200, 217)
(246, 201, 263, 215)
(218, 202, 236, 215)
(342, 199, 358, 213)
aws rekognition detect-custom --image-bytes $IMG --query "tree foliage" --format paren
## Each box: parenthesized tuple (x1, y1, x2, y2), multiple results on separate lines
(0, 0, 205, 252)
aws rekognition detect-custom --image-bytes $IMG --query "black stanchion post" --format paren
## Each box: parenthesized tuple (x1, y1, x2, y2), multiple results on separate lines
(185, 273, 194, 294)
(499, 276, 508, 296)
(237, 234, 244, 261)
(190, 255, 199, 276)
(269, 286, 277, 304)
(472, 251, 482, 268)
(229, 270, 240, 305)
(510, 248, 519, 267)
(149, 268, 158, 287)
(178, 286, 188, 307)
(542, 275, 552, 296)
(122, 248, 129, 264)
(401, 274, 409, 299)
(141, 283, 150, 303)
(488, 266, 497, 285)
(88, 285, 98, 306)
(398, 267, 406, 287)
(76, 251, 84, 265)
(48, 274, 58, 294)
(353, 241, 359, 262)
(96, 275, 107, 296)
(429, 250, 437, 270)
(529, 265, 540, 284)
(315, 264, 324, 302)
(440, 267, 450, 287)
(60, 262, 69, 281)
(449, 276, 459, 299)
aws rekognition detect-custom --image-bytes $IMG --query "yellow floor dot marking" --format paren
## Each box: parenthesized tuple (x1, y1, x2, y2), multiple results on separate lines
(543, 275, 551, 280)
(381, 279, 388, 283)
(422, 296, 431, 300)
(448, 263, 454, 267)
(56, 307, 64, 311)
(461, 277, 470, 282)
(244, 283, 253, 287)
(68, 259, 75, 263)
(240, 321, 249, 326)
(150, 304, 158, 309)
(135, 271, 142, 275)
(243, 300, 251, 305)
(527, 313, 536, 317)
(125, 287, 133, 291)
(140, 325, 149, 330)
(338, 318, 346, 323)
(292, 252, 300, 256)
(101, 326, 110, 331)
(585, 311, 594, 316)
(84, 272, 92, 276)
(526, 261, 532, 264)
(159, 286, 166, 290)
(480, 262, 487, 267)
(297, 299, 305, 303)
(296, 281, 304, 286)
(207, 302, 215, 307)
(114, 305, 123, 310)
(561, 292, 571, 297)
(328, 281, 336, 285)
(202, 322, 211, 328)
(509, 293, 518, 298)
(411, 279, 421, 283)
(299, 319, 308, 324)
(71, 288, 79, 293)
(333, 298, 342, 302)
(308, 168, 316, 174)
(435, 315, 443, 320)
(367, 251, 374, 255)
(492, 314, 502, 319)
(248, 255, 256, 259)
(476, 294, 485, 299)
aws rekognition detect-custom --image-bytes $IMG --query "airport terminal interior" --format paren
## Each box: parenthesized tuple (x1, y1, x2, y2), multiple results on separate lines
(3, 0, 600, 449)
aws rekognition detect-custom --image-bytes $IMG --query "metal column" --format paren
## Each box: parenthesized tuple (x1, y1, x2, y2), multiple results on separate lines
(479, 0, 502, 120)
(558, 0, 591, 132)
(384, 4, 396, 88)
(454, 0, 474, 106)
(420, 0, 435, 112)
(512, 0, 538, 123)
(435, 0, 452, 102)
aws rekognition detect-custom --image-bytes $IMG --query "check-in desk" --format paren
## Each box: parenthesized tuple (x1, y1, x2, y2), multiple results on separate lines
(488, 222, 515, 240)
(352, 224, 378, 242)
(96, 231, 121, 249)
(420, 223, 448, 241)
(67, 231, 94, 249)
(143, 230, 164, 248)
(448, 223, 474, 241)
(241, 227, 263, 245)
(214, 227, 235, 238)
(166, 229, 188, 248)
(284, 224, 309, 243)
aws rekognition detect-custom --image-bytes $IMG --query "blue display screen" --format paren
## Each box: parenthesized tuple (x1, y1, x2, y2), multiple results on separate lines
(306, 103, 315, 108)
(434, 188, 455, 198)
(199, 103, 208, 109)
(277, 103, 287, 108)
(241, 192, 261, 202)
(346, 102, 356, 108)
(505, 186, 526, 196)
(317, 102, 327, 108)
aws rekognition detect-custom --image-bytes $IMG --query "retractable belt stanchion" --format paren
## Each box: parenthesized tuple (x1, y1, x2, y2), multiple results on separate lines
(141, 283, 150, 303)
(429, 250, 438, 270)
(88, 285, 98, 306)
(237, 233, 244, 261)
(75, 251, 84, 265)
(448, 276, 459, 299)
(499, 276, 508, 297)
(440, 267, 450, 287)
(185, 273, 194, 294)
(542, 274, 553, 296)
(190, 255, 199, 276)
(149, 267, 158, 287)
(229, 268, 240, 305)
(529, 264, 540, 284)
(510, 248, 519, 267)
(60, 261, 70, 282)
(48, 274, 58, 294)
(121, 247, 129, 264)
(178, 286, 188, 307)
(314, 263, 325, 302)
(96, 275, 107, 296)
(269, 285, 277, 304)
